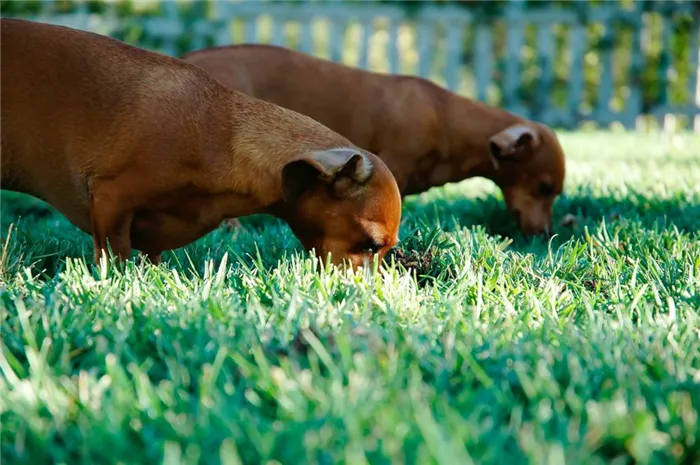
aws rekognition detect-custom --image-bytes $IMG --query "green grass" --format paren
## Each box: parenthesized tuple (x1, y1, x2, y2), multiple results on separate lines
(1, 131, 699, 465)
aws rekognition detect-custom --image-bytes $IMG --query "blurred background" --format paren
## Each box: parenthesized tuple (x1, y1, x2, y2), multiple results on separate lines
(2, 0, 699, 131)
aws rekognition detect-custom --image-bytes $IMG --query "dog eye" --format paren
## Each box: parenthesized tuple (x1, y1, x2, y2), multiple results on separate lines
(359, 239, 383, 254)
(538, 182, 555, 197)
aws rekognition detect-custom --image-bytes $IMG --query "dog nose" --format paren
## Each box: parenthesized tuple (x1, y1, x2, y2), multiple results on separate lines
(511, 209, 523, 224)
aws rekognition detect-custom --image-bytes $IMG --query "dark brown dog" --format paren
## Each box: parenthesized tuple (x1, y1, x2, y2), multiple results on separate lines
(0, 19, 401, 268)
(183, 44, 566, 236)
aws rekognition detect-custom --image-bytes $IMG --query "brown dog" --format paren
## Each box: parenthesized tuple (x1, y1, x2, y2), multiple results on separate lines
(182, 44, 566, 236)
(0, 19, 401, 268)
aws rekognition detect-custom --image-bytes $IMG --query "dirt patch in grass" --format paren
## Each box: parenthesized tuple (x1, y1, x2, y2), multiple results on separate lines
(389, 247, 436, 276)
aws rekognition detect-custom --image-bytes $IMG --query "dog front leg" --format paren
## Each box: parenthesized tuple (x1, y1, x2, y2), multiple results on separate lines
(139, 250, 162, 265)
(221, 218, 241, 231)
(89, 188, 134, 264)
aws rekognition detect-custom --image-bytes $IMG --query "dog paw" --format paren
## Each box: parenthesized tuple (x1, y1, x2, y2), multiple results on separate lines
(222, 218, 241, 231)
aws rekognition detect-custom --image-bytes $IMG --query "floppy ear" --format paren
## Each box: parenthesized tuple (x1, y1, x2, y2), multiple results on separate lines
(282, 149, 373, 202)
(488, 124, 540, 167)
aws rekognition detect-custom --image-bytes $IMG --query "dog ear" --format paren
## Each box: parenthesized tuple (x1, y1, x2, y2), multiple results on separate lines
(488, 124, 540, 166)
(282, 149, 373, 202)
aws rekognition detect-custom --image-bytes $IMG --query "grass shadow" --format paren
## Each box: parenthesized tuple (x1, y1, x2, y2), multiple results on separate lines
(401, 186, 700, 255)
(2, 184, 699, 280)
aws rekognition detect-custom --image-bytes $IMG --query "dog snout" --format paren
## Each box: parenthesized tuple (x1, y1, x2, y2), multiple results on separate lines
(521, 222, 554, 237)
(511, 208, 523, 224)
(516, 212, 553, 237)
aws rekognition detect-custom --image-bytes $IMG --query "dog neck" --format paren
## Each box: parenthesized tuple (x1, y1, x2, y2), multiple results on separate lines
(398, 82, 525, 195)
(217, 91, 351, 217)
(442, 93, 526, 182)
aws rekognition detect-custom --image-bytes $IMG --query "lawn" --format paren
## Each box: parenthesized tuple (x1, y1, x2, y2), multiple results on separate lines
(1, 131, 699, 465)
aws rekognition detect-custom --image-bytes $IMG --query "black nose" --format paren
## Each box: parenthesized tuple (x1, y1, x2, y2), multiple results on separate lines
(511, 209, 523, 223)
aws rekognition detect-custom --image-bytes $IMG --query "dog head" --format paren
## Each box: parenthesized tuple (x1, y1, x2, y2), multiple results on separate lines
(487, 123, 566, 236)
(281, 148, 402, 269)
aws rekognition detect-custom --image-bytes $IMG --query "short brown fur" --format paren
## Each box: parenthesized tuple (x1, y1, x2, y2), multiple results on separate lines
(1, 19, 401, 268)
(183, 44, 566, 235)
